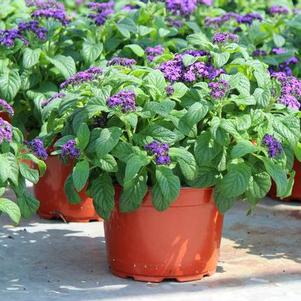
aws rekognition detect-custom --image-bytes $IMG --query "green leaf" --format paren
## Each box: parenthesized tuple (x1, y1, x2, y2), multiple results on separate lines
(172, 82, 188, 99)
(187, 32, 213, 50)
(19, 163, 39, 184)
(47, 55, 76, 79)
(124, 44, 145, 57)
(231, 140, 257, 158)
(72, 160, 89, 192)
(182, 54, 198, 67)
(77, 123, 90, 151)
(246, 172, 271, 201)
(82, 41, 103, 63)
(169, 148, 197, 181)
(0, 70, 21, 101)
(120, 171, 148, 212)
(212, 52, 230, 68)
(145, 70, 166, 94)
(188, 166, 218, 188)
(94, 127, 122, 157)
(64, 175, 81, 204)
(179, 102, 208, 135)
(273, 34, 285, 47)
(89, 174, 115, 219)
(218, 163, 252, 198)
(262, 157, 288, 197)
(17, 192, 39, 218)
(214, 189, 235, 213)
(145, 100, 175, 117)
(0, 198, 21, 224)
(21, 153, 46, 176)
(98, 154, 118, 172)
(229, 73, 250, 96)
(152, 166, 180, 211)
(0, 153, 19, 185)
(124, 153, 149, 186)
(23, 48, 41, 69)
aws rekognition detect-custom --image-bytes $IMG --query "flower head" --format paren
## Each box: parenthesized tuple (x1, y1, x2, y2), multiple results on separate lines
(26, 138, 48, 160)
(262, 134, 283, 158)
(107, 90, 136, 112)
(236, 13, 262, 25)
(61, 139, 80, 159)
(145, 140, 171, 165)
(60, 67, 102, 89)
(165, 0, 197, 16)
(0, 118, 13, 144)
(107, 57, 136, 67)
(213, 32, 239, 44)
(252, 49, 267, 57)
(88, 1, 114, 25)
(25, 0, 64, 9)
(18, 20, 48, 40)
(166, 85, 174, 96)
(41, 92, 65, 108)
(32, 8, 70, 25)
(145, 45, 164, 62)
(269, 6, 289, 15)
(208, 79, 229, 99)
(0, 99, 14, 116)
(0, 29, 28, 47)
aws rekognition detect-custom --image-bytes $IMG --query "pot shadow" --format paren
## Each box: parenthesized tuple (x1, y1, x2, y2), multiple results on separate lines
(222, 197, 301, 264)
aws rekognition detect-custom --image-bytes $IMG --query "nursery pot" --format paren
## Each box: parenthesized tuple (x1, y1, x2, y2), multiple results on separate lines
(104, 187, 223, 282)
(269, 160, 301, 202)
(34, 155, 101, 222)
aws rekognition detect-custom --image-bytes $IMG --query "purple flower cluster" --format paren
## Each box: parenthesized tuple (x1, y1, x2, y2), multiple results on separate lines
(159, 53, 223, 83)
(145, 141, 171, 165)
(26, 138, 48, 160)
(272, 72, 301, 110)
(167, 18, 183, 28)
(205, 12, 262, 27)
(252, 49, 267, 57)
(107, 90, 136, 112)
(107, 57, 136, 67)
(0, 99, 14, 116)
(166, 85, 174, 96)
(0, 118, 13, 144)
(208, 79, 229, 99)
(268, 6, 289, 15)
(61, 139, 80, 159)
(145, 45, 164, 62)
(271, 48, 286, 55)
(60, 67, 102, 89)
(32, 8, 70, 25)
(18, 21, 48, 40)
(213, 32, 239, 44)
(25, 0, 64, 9)
(41, 92, 65, 108)
(0, 29, 29, 47)
(165, 0, 197, 17)
(88, 1, 114, 25)
(262, 134, 283, 158)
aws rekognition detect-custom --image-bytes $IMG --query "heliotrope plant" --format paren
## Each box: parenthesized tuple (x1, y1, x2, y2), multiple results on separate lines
(38, 34, 300, 219)
(0, 99, 45, 224)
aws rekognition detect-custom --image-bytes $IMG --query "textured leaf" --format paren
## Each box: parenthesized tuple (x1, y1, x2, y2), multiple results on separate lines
(231, 140, 257, 158)
(0, 198, 21, 224)
(47, 55, 76, 79)
(82, 41, 103, 63)
(23, 48, 41, 69)
(0, 70, 21, 101)
(72, 160, 89, 192)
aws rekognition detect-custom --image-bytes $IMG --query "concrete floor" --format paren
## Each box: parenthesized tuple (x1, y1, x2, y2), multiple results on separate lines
(1, 198, 301, 301)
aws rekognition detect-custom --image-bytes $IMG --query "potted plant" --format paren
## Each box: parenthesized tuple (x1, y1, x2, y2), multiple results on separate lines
(39, 30, 300, 281)
(0, 99, 45, 223)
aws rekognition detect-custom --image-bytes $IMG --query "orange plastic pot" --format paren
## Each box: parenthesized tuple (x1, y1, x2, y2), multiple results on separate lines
(269, 160, 301, 202)
(104, 187, 223, 282)
(0, 112, 11, 122)
(34, 155, 101, 222)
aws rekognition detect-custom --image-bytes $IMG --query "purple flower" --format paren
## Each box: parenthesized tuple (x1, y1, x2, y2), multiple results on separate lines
(107, 90, 136, 112)
(145, 140, 171, 165)
(61, 140, 80, 159)
(25, 0, 64, 9)
(41, 92, 65, 108)
(213, 32, 239, 44)
(122, 4, 140, 11)
(145, 45, 164, 62)
(271, 48, 286, 55)
(18, 21, 48, 40)
(269, 6, 289, 15)
(107, 57, 136, 67)
(88, 1, 114, 25)
(236, 13, 263, 25)
(0, 118, 13, 144)
(252, 49, 267, 57)
(198, 0, 213, 5)
(262, 134, 283, 158)
(0, 99, 14, 116)
(32, 8, 70, 25)
(165, 0, 197, 16)
(159, 53, 223, 83)
(60, 67, 102, 89)
(183, 49, 209, 57)
(278, 94, 300, 110)
(209, 79, 229, 99)
(0, 29, 28, 48)
(167, 18, 183, 28)
(26, 138, 48, 160)
(166, 85, 174, 96)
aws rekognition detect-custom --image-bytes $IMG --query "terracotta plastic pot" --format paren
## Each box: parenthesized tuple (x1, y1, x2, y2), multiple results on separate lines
(0, 112, 11, 122)
(34, 155, 101, 222)
(269, 160, 301, 202)
(104, 187, 223, 282)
